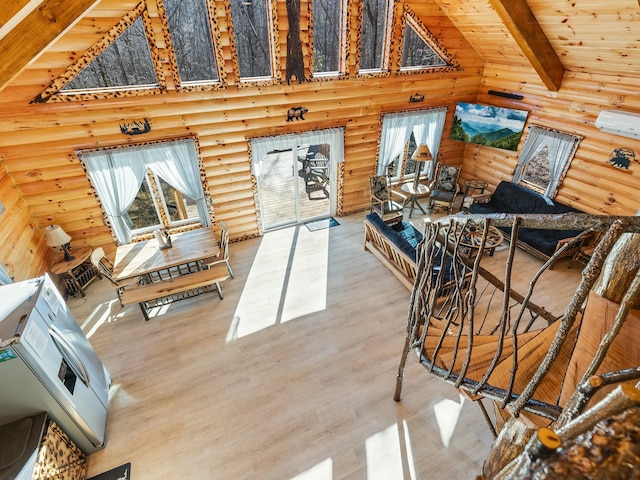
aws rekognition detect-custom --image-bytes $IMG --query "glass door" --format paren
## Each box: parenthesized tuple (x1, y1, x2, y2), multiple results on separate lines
(256, 140, 334, 231)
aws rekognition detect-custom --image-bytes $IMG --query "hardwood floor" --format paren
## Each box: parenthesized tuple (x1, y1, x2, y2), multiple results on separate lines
(72, 211, 582, 480)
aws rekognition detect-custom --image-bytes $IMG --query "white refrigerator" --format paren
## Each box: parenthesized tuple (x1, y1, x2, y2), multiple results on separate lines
(0, 274, 110, 454)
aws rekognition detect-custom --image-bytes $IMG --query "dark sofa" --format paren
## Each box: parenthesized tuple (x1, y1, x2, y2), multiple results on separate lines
(363, 213, 470, 291)
(468, 181, 585, 265)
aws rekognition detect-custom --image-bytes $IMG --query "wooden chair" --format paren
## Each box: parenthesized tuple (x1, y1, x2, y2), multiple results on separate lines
(369, 175, 405, 224)
(303, 152, 330, 200)
(204, 221, 234, 278)
(90, 247, 139, 306)
(428, 164, 462, 213)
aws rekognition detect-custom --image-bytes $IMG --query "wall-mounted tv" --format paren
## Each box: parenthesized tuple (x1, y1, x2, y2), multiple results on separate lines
(450, 102, 528, 151)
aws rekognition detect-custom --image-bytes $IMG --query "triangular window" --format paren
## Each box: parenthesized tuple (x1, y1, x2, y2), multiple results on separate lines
(62, 17, 157, 91)
(401, 15, 452, 71)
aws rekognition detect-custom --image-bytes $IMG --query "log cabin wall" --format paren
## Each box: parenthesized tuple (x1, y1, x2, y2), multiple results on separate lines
(461, 64, 640, 217)
(0, 162, 53, 281)
(1, 0, 640, 282)
(0, 0, 482, 279)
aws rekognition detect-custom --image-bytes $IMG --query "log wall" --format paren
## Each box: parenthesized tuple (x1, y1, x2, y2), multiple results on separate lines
(0, 162, 52, 281)
(0, 0, 482, 279)
(461, 63, 640, 217)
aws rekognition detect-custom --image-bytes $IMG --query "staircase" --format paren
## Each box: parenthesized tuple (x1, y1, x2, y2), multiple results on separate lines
(395, 213, 640, 433)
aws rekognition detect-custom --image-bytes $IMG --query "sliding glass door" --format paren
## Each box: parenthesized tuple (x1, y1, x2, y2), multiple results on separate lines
(252, 129, 343, 231)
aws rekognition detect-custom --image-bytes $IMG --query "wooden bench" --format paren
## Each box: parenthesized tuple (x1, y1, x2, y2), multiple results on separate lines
(121, 263, 229, 320)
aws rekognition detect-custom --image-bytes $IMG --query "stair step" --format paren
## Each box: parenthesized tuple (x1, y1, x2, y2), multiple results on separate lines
(489, 316, 581, 408)
(437, 329, 542, 380)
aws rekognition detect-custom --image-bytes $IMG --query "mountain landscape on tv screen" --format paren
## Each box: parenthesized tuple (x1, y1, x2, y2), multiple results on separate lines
(451, 102, 528, 151)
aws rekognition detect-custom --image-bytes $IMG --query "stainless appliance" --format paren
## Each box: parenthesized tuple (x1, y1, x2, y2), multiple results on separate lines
(0, 274, 110, 454)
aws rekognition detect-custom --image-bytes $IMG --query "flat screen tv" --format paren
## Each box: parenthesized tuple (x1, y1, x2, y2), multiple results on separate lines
(450, 102, 528, 151)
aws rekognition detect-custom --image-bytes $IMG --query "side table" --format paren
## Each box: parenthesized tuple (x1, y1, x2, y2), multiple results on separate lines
(50, 247, 98, 298)
(400, 183, 430, 218)
(464, 178, 488, 197)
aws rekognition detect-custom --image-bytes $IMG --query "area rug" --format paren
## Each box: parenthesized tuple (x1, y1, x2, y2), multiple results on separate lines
(87, 463, 131, 480)
(305, 217, 340, 232)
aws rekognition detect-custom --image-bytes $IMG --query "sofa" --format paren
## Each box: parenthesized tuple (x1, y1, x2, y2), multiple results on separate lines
(363, 212, 471, 292)
(468, 181, 585, 266)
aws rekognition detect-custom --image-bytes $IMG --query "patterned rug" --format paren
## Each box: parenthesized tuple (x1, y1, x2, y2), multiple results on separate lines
(87, 463, 131, 480)
(305, 217, 340, 232)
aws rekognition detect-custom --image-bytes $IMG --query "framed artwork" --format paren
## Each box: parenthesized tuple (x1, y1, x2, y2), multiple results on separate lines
(451, 102, 529, 151)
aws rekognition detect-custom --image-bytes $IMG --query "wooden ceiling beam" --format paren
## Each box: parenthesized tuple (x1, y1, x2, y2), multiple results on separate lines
(0, 0, 100, 94)
(489, 0, 565, 91)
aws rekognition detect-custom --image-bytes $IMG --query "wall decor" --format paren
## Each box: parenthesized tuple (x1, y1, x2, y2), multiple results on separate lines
(409, 93, 425, 103)
(608, 147, 635, 170)
(119, 118, 151, 135)
(286, 106, 308, 121)
(450, 102, 529, 151)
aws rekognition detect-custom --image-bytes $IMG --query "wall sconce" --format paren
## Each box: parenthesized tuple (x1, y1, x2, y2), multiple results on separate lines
(45, 225, 75, 261)
(409, 93, 425, 103)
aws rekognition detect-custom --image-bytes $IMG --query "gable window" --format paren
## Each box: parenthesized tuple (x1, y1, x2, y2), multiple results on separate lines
(512, 125, 582, 198)
(401, 18, 447, 69)
(165, 0, 219, 83)
(377, 107, 447, 182)
(359, 0, 392, 71)
(63, 17, 157, 91)
(230, 0, 274, 79)
(79, 139, 211, 245)
(312, 0, 346, 75)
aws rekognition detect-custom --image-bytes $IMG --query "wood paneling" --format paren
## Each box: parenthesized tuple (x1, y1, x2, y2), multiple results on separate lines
(461, 63, 640, 217)
(0, 0, 484, 277)
(1, 0, 640, 282)
(0, 163, 52, 281)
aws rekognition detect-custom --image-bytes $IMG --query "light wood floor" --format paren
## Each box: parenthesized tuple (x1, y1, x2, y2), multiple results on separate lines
(72, 210, 583, 480)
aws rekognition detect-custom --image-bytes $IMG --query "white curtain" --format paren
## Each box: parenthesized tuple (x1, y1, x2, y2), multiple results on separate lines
(378, 107, 447, 177)
(544, 132, 581, 197)
(513, 125, 581, 197)
(143, 140, 210, 227)
(80, 138, 209, 244)
(81, 149, 147, 244)
(378, 114, 412, 175)
(512, 126, 549, 183)
(250, 127, 344, 177)
(412, 107, 447, 180)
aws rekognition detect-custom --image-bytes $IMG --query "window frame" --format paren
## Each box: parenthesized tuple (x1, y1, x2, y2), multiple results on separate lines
(357, 0, 394, 74)
(79, 137, 212, 245)
(310, 0, 348, 78)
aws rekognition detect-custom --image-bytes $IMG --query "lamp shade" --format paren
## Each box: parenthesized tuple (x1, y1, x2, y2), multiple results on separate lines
(45, 225, 72, 247)
(411, 144, 433, 162)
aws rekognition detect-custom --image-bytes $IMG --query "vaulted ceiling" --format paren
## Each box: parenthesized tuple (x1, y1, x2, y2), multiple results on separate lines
(1, 0, 639, 100)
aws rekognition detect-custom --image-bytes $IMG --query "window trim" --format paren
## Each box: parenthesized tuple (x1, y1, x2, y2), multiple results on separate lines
(78, 136, 212, 245)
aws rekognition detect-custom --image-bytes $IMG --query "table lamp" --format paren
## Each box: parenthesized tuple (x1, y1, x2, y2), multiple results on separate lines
(411, 144, 433, 189)
(45, 225, 75, 261)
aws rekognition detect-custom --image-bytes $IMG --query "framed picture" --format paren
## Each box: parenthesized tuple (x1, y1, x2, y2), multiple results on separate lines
(451, 102, 528, 151)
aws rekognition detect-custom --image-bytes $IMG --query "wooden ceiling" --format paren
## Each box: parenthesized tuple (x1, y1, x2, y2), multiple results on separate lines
(1, 0, 640, 101)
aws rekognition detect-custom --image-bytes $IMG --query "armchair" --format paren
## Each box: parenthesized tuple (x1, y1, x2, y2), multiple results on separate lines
(369, 175, 405, 224)
(428, 164, 461, 213)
